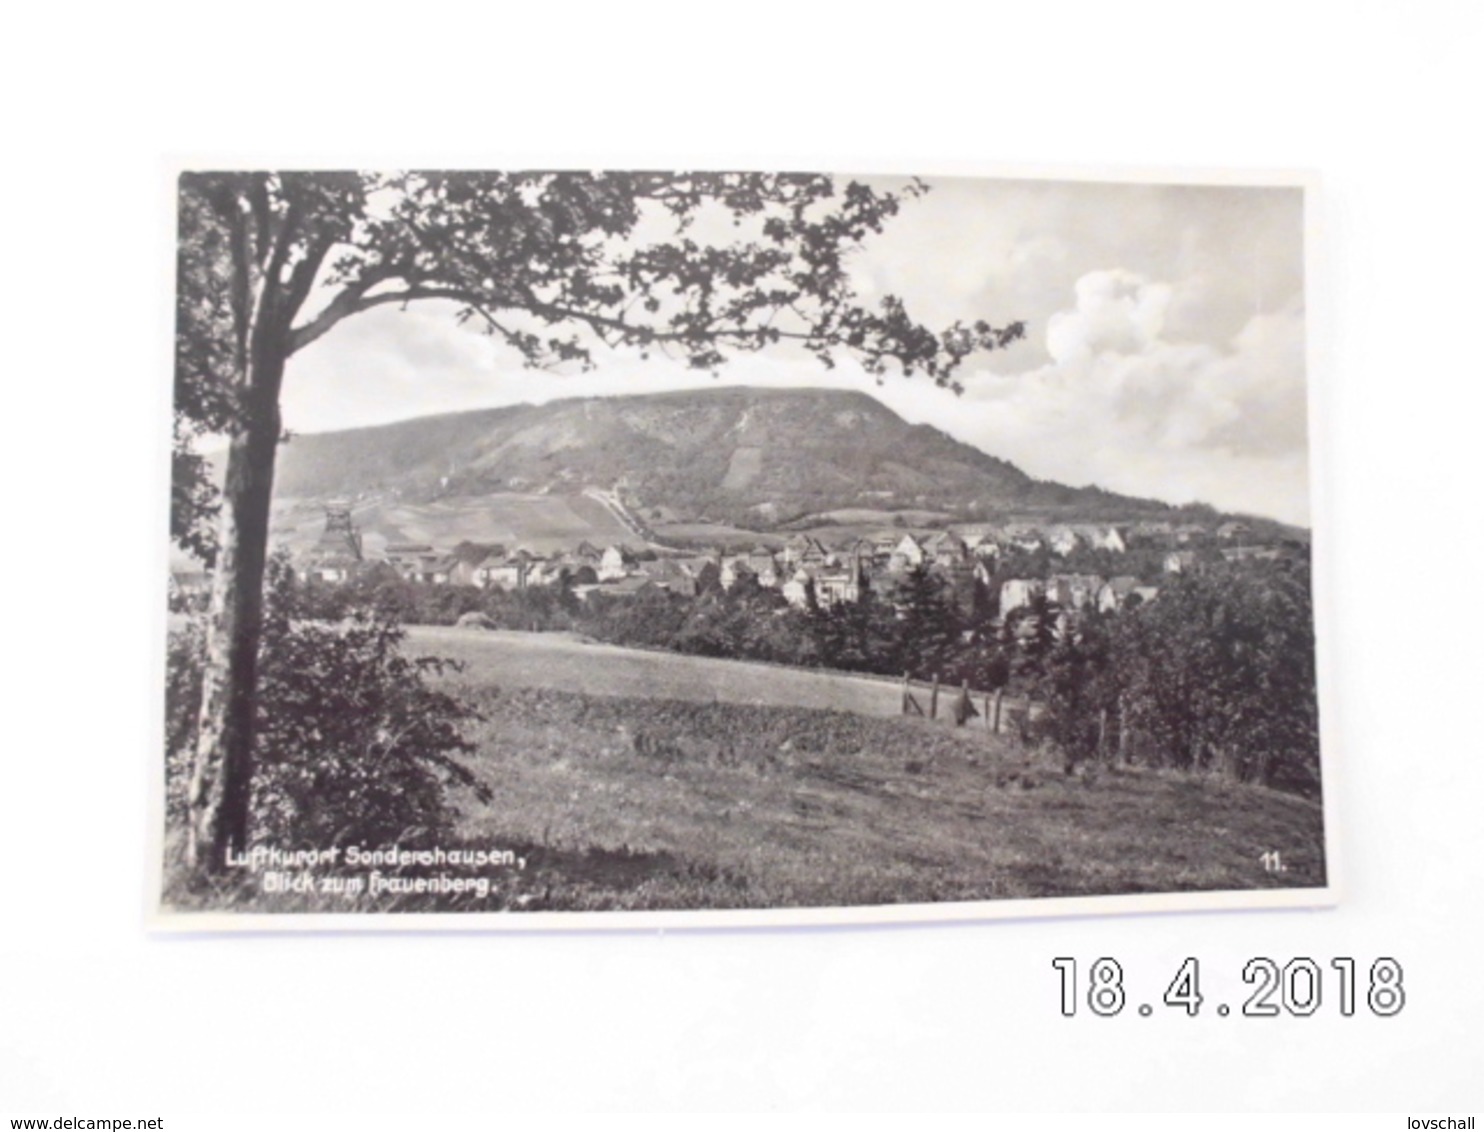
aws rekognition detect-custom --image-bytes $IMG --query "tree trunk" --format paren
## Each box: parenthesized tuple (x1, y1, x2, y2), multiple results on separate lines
(186, 347, 286, 873)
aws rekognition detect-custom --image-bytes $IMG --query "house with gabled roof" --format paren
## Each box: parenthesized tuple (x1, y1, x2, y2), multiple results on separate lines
(972, 535, 1003, 562)
(419, 554, 458, 585)
(1164, 550, 1199, 574)
(889, 533, 925, 573)
(838, 536, 874, 565)
(475, 551, 532, 591)
(744, 551, 781, 587)
(301, 551, 361, 584)
(1127, 520, 1174, 547)
(525, 557, 568, 588)
(720, 551, 780, 590)
(781, 567, 815, 609)
(1046, 573, 1105, 610)
(446, 542, 505, 587)
(1216, 521, 1252, 543)
(380, 543, 456, 585)
(1097, 575, 1142, 613)
(782, 534, 829, 568)
(719, 555, 749, 590)
(595, 574, 655, 599)
(639, 557, 699, 597)
(599, 545, 637, 581)
(923, 531, 971, 566)
(670, 555, 720, 591)
(811, 548, 869, 608)
(815, 569, 861, 608)
(999, 523, 1045, 553)
(1046, 526, 1084, 556)
(1000, 578, 1045, 615)
(1089, 525, 1128, 553)
(383, 543, 433, 580)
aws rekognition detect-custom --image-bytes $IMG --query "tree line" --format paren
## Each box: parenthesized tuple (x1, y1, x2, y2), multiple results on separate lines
(283, 550, 1320, 797)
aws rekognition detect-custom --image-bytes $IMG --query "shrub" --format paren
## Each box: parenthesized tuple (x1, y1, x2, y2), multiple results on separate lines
(166, 559, 487, 851)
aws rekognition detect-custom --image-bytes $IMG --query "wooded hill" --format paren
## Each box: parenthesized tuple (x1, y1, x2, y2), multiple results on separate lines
(272, 385, 1211, 530)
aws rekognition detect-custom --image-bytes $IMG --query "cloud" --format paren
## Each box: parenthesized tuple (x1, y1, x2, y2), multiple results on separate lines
(273, 180, 1311, 524)
(949, 269, 1310, 522)
(1046, 269, 1173, 364)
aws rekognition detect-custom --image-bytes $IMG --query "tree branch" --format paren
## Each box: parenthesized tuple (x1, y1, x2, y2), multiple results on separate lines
(285, 282, 369, 356)
(284, 263, 407, 355)
(277, 228, 342, 335)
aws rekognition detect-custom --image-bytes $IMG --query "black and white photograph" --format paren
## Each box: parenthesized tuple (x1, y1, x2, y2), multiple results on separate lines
(7, 0, 1484, 1119)
(160, 168, 1330, 926)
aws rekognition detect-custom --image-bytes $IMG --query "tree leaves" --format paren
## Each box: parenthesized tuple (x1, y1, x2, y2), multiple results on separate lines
(172, 169, 1027, 564)
(1104, 559, 1320, 792)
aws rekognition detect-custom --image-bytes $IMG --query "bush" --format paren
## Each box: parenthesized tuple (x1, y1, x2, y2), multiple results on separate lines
(1042, 560, 1321, 795)
(166, 559, 487, 850)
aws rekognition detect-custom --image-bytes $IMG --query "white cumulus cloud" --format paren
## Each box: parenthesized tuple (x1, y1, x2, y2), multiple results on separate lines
(950, 269, 1310, 523)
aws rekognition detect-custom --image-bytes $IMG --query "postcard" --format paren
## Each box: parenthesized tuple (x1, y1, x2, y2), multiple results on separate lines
(155, 167, 1332, 929)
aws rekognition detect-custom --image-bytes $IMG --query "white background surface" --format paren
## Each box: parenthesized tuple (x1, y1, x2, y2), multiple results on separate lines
(2, 0, 1480, 1114)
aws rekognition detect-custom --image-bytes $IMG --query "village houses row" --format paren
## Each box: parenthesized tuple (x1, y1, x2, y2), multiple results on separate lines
(287, 514, 1286, 618)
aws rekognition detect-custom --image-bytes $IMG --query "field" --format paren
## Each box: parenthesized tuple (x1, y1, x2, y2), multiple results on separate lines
(794, 507, 955, 528)
(392, 628, 1328, 911)
(650, 521, 785, 550)
(404, 626, 915, 718)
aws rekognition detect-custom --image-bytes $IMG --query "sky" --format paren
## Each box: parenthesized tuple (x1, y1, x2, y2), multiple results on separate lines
(282, 173, 1311, 525)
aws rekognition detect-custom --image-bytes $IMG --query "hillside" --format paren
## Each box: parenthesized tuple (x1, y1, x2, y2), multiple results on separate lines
(271, 386, 1175, 530)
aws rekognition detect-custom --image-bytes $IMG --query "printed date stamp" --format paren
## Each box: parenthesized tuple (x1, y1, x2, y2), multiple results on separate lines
(1052, 957, 1405, 1018)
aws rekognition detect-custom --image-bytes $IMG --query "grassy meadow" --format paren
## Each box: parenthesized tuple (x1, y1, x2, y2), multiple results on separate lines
(407, 628, 1324, 912)
(441, 682, 1326, 911)
(167, 627, 1325, 916)
(404, 626, 916, 719)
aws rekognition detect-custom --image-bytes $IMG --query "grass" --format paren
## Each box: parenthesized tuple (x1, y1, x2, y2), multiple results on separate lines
(404, 626, 915, 718)
(650, 522, 786, 550)
(164, 630, 1326, 916)
(438, 685, 1326, 911)
(794, 508, 955, 530)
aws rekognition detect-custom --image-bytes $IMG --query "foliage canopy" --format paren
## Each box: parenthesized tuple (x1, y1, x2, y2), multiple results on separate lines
(167, 560, 485, 851)
(173, 171, 1026, 561)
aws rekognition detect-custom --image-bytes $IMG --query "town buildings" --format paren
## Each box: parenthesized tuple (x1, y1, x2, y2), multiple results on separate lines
(260, 509, 1305, 624)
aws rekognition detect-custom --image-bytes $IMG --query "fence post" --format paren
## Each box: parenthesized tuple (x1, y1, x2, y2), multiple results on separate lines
(901, 672, 925, 717)
(956, 680, 970, 727)
(992, 689, 1003, 734)
(983, 691, 992, 733)
(930, 674, 940, 721)
(1118, 696, 1129, 764)
(1097, 707, 1108, 761)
